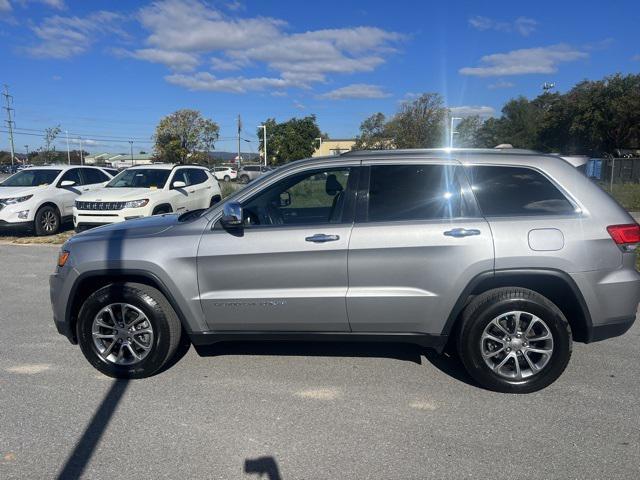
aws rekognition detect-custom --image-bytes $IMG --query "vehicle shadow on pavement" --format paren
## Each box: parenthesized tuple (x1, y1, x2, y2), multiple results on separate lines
(56, 379, 129, 480)
(245, 456, 282, 480)
(194, 341, 424, 364)
(421, 350, 478, 387)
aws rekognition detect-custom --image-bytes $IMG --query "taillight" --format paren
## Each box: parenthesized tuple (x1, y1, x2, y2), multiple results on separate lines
(607, 224, 640, 251)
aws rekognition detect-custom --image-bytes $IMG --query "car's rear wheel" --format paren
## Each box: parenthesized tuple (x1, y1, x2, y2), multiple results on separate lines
(76, 283, 182, 378)
(457, 287, 572, 393)
(34, 205, 60, 236)
(223, 175, 230, 182)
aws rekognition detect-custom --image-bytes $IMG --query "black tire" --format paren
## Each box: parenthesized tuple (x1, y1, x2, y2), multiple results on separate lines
(76, 282, 182, 379)
(240, 174, 250, 184)
(457, 287, 572, 393)
(34, 205, 60, 236)
(223, 175, 230, 182)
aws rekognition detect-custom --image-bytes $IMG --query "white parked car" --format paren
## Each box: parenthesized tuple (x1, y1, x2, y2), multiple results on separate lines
(0, 165, 113, 235)
(211, 166, 237, 182)
(73, 164, 222, 231)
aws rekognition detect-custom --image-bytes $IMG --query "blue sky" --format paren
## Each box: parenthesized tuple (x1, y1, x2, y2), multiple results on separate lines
(1, 0, 639, 154)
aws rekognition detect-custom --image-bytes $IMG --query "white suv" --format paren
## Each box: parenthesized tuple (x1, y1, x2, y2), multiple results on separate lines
(211, 166, 237, 182)
(73, 164, 222, 231)
(0, 165, 113, 235)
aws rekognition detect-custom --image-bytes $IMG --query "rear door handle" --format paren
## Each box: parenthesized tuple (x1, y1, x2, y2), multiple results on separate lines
(305, 233, 340, 243)
(444, 228, 481, 238)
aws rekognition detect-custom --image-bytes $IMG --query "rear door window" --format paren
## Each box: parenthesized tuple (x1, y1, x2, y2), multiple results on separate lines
(186, 168, 208, 186)
(467, 166, 575, 216)
(363, 164, 476, 222)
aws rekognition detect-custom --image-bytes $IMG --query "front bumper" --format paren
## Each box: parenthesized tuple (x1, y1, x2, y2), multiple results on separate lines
(73, 207, 148, 228)
(50, 268, 77, 343)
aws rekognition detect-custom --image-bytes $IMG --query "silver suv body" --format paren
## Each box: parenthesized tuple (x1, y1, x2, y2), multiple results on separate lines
(50, 149, 640, 392)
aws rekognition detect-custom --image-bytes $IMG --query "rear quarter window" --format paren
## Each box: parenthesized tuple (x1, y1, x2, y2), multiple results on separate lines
(467, 166, 575, 216)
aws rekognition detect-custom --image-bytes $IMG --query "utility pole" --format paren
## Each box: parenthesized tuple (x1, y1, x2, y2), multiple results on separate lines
(129, 140, 134, 166)
(24, 145, 29, 164)
(259, 124, 267, 166)
(237, 114, 242, 169)
(79, 137, 84, 165)
(2, 84, 16, 168)
(65, 130, 71, 165)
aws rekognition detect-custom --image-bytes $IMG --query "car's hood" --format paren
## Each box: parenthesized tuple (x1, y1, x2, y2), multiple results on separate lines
(78, 187, 163, 202)
(0, 186, 45, 198)
(70, 213, 180, 242)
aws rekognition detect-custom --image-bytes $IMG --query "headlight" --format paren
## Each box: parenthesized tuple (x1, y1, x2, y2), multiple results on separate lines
(124, 199, 149, 209)
(1, 195, 33, 205)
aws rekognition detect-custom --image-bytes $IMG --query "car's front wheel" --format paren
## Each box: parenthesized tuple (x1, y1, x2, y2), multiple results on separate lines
(223, 175, 230, 182)
(240, 174, 250, 184)
(34, 205, 60, 236)
(76, 283, 182, 378)
(457, 287, 572, 393)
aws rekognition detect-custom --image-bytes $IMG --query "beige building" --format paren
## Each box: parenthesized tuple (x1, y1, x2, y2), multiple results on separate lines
(312, 139, 356, 157)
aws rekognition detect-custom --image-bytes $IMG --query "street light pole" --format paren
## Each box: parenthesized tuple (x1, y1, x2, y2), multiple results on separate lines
(79, 137, 83, 165)
(449, 117, 462, 149)
(259, 124, 267, 166)
(129, 140, 134, 166)
(65, 130, 71, 165)
(24, 144, 29, 164)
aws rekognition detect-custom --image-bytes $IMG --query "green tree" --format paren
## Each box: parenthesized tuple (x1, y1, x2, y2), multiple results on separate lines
(354, 112, 394, 150)
(154, 109, 220, 163)
(454, 115, 483, 147)
(386, 93, 447, 148)
(258, 115, 321, 165)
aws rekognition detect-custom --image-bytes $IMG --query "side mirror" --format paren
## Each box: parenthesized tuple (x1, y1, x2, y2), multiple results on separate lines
(220, 202, 243, 228)
(279, 191, 291, 207)
(172, 180, 186, 189)
(60, 180, 76, 187)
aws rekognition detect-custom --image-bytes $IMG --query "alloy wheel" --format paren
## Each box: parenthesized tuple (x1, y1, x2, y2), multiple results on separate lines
(480, 311, 554, 380)
(91, 303, 154, 366)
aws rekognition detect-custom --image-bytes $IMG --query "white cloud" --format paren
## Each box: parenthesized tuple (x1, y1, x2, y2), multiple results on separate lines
(133, 0, 402, 93)
(293, 100, 305, 110)
(459, 44, 588, 77)
(632, 54, 640, 62)
(320, 84, 390, 100)
(14, 0, 65, 9)
(165, 72, 299, 93)
(468, 15, 538, 36)
(488, 80, 515, 89)
(0, 0, 11, 11)
(116, 48, 199, 71)
(449, 105, 495, 117)
(225, 1, 244, 11)
(25, 10, 126, 58)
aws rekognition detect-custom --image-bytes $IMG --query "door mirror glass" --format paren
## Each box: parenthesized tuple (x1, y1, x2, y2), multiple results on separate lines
(172, 180, 186, 189)
(220, 202, 243, 228)
(279, 191, 291, 207)
(60, 180, 76, 187)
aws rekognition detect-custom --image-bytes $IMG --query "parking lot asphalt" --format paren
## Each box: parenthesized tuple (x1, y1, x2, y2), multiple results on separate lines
(0, 243, 639, 480)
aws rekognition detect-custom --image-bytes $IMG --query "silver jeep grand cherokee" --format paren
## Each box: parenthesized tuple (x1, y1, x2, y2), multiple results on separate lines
(50, 149, 640, 393)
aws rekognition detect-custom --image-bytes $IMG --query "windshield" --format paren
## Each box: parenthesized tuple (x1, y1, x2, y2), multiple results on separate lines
(107, 169, 170, 189)
(0, 169, 61, 187)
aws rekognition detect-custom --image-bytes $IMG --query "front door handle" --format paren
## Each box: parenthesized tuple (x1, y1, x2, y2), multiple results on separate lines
(444, 228, 481, 238)
(305, 233, 340, 243)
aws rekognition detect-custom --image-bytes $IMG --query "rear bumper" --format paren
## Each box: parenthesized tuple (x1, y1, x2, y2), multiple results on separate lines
(571, 266, 640, 342)
(590, 316, 635, 342)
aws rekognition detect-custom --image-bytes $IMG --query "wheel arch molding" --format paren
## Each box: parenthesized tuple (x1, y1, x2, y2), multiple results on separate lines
(65, 269, 194, 343)
(444, 268, 593, 343)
